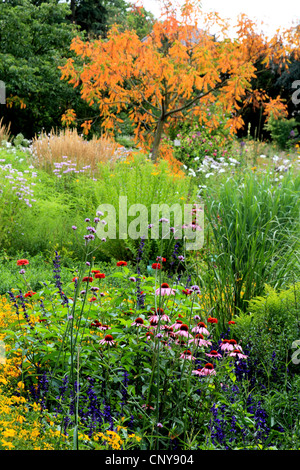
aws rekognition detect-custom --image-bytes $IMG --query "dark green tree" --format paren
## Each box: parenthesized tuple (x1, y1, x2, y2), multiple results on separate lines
(0, 0, 96, 138)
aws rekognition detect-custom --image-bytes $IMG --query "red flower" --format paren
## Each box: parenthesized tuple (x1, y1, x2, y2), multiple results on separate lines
(95, 273, 105, 279)
(24, 291, 36, 298)
(156, 257, 166, 262)
(91, 320, 101, 328)
(82, 276, 93, 282)
(183, 289, 192, 295)
(228, 320, 236, 325)
(152, 263, 161, 270)
(207, 317, 218, 324)
(17, 259, 29, 266)
(89, 296, 97, 302)
(72, 277, 78, 282)
(117, 261, 127, 266)
(91, 269, 101, 274)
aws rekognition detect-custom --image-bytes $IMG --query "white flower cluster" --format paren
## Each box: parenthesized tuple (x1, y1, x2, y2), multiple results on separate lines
(0, 160, 36, 207)
(183, 155, 240, 179)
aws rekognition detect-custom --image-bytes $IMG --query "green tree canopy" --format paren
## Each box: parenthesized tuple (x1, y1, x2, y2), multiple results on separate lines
(0, 0, 95, 138)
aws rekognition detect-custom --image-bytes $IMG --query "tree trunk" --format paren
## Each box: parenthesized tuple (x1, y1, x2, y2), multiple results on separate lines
(151, 117, 164, 163)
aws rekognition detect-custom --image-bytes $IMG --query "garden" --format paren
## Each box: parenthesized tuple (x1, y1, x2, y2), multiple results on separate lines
(0, 0, 300, 452)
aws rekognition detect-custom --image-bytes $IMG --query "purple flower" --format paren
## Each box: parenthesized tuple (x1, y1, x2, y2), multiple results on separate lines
(72, 225, 77, 230)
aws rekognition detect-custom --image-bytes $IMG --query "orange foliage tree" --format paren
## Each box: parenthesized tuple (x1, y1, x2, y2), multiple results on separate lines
(60, 0, 300, 161)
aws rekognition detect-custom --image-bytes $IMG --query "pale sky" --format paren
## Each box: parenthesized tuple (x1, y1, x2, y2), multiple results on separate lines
(140, 0, 300, 38)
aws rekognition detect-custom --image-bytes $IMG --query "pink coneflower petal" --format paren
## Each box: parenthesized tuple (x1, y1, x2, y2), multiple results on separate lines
(99, 334, 115, 345)
(176, 324, 193, 338)
(191, 322, 210, 336)
(131, 317, 146, 327)
(196, 363, 216, 376)
(188, 333, 212, 347)
(205, 350, 222, 359)
(171, 320, 184, 330)
(229, 349, 248, 359)
(220, 339, 242, 352)
(98, 324, 111, 331)
(179, 350, 196, 360)
(155, 283, 176, 296)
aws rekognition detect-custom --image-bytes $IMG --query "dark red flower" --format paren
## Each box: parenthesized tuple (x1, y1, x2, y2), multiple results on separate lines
(82, 276, 93, 282)
(207, 317, 218, 324)
(183, 289, 192, 295)
(117, 261, 127, 266)
(152, 263, 161, 270)
(91, 320, 102, 328)
(91, 269, 101, 274)
(95, 273, 105, 279)
(17, 259, 29, 266)
(24, 291, 36, 298)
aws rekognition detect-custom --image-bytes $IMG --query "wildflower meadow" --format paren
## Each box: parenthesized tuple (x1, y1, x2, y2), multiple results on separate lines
(0, 0, 300, 455)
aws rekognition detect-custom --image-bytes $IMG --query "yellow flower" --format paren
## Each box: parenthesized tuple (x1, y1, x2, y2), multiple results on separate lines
(1, 439, 14, 449)
(2, 428, 16, 438)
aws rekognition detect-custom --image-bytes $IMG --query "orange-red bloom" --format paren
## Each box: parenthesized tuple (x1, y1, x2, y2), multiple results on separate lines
(17, 259, 29, 266)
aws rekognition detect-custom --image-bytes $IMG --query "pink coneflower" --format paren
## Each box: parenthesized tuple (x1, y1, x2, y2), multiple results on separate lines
(188, 333, 212, 348)
(229, 349, 248, 359)
(171, 319, 183, 330)
(99, 334, 115, 345)
(193, 363, 216, 376)
(205, 350, 222, 359)
(148, 318, 159, 328)
(160, 325, 174, 334)
(220, 339, 242, 352)
(179, 350, 196, 360)
(148, 314, 159, 323)
(191, 322, 210, 335)
(161, 314, 170, 322)
(176, 324, 193, 339)
(155, 283, 176, 296)
(98, 324, 111, 331)
(131, 317, 146, 327)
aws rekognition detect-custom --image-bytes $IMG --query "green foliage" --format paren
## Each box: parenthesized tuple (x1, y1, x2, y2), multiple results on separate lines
(170, 110, 235, 169)
(264, 115, 299, 150)
(0, 0, 94, 138)
(90, 153, 198, 262)
(235, 283, 300, 384)
(199, 170, 300, 327)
